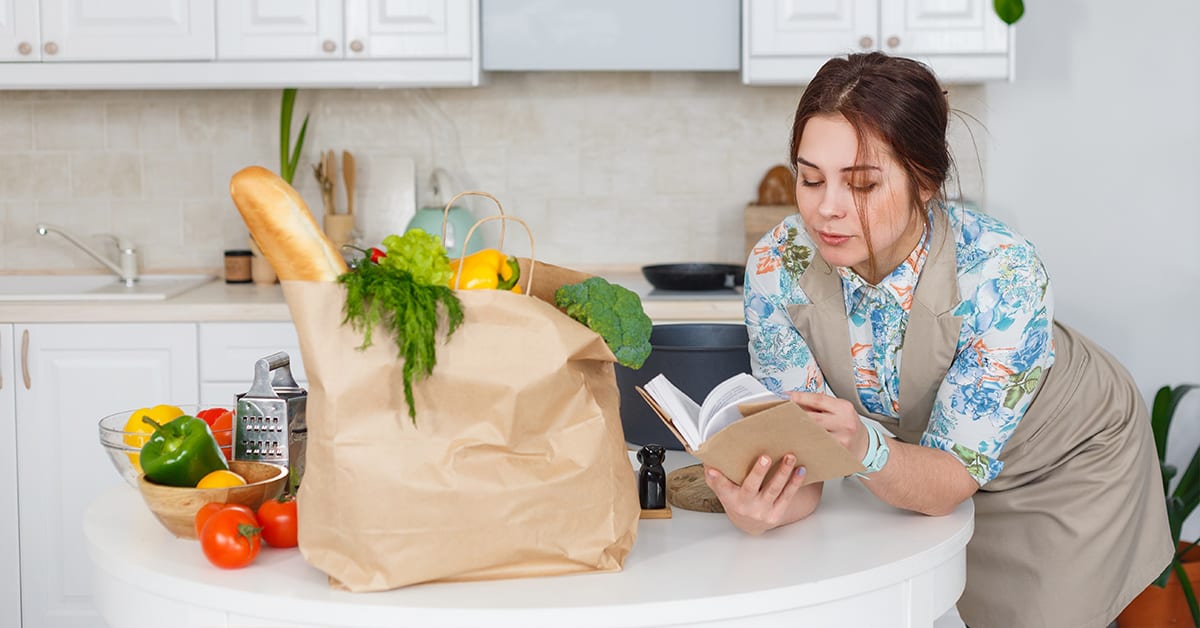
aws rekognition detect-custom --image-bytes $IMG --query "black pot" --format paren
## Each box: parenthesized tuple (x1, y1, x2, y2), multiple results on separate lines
(615, 323, 752, 450)
(642, 263, 745, 291)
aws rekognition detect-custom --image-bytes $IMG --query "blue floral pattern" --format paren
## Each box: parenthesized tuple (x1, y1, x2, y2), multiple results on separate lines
(744, 203, 1055, 485)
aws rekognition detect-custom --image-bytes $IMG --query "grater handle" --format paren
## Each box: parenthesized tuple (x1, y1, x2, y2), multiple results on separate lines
(246, 352, 293, 398)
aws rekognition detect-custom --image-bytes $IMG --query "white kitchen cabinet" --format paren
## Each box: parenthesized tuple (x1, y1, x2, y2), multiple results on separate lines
(14, 323, 198, 628)
(217, 0, 471, 62)
(344, 0, 471, 59)
(0, 325, 20, 628)
(743, 0, 1012, 84)
(199, 322, 307, 407)
(216, 0, 343, 60)
(39, 0, 215, 61)
(0, 0, 40, 61)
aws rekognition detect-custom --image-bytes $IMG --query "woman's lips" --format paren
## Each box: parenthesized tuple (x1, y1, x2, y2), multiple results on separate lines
(818, 231, 851, 246)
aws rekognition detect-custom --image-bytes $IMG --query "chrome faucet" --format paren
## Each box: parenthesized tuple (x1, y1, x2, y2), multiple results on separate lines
(36, 224, 140, 286)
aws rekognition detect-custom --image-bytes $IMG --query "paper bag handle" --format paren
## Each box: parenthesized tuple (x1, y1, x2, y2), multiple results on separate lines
(456, 214, 535, 295)
(442, 190, 507, 249)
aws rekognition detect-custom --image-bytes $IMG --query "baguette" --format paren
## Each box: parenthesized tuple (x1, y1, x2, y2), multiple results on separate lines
(229, 166, 348, 282)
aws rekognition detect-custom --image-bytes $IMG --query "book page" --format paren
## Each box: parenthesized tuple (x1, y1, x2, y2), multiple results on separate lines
(698, 374, 780, 441)
(643, 374, 703, 450)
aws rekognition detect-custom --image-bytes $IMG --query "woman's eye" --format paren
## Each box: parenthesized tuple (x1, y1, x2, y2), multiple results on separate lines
(800, 179, 824, 187)
(849, 183, 878, 192)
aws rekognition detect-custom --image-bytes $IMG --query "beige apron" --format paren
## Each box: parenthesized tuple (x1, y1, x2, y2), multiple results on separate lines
(785, 209, 1172, 628)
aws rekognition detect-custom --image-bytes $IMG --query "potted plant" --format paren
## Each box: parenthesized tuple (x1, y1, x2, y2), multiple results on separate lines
(1119, 384, 1200, 627)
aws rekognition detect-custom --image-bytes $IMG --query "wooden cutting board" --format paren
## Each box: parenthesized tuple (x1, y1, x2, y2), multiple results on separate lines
(744, 204, 796, 262)
(744, 165, 797, 261)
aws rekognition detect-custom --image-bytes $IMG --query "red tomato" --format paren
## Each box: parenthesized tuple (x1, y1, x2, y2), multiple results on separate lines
(196, 407, 235, 460)
(199, 507, 262, 569)
(369, 247, 387, 264)
(194, 503, 255, 539)
(257, 496, 299, 548)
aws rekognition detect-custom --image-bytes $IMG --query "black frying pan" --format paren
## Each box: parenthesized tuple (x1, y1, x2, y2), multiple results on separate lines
(641, 263, 745, 291)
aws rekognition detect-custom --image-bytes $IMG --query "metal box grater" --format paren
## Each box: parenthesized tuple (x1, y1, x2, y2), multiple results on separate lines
(234, 352, 307, 488)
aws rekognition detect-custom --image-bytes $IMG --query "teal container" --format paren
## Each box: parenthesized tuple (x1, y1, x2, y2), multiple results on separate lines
(404, 204, 482, 259)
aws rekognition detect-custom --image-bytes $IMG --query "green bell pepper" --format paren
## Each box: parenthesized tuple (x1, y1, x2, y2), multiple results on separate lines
(140, 415, 230, 487)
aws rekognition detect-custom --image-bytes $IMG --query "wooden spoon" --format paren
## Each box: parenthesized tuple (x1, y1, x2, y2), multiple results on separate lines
(342, 150, 356, 216)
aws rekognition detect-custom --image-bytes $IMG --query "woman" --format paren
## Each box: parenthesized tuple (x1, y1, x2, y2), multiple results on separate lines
(711, 52, 1172, 627)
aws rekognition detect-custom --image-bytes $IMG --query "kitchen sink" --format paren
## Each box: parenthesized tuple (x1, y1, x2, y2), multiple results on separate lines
(0, 274, 215, 302)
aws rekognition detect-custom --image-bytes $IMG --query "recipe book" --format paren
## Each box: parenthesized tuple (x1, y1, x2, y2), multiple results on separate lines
(636, 373, 865, 485)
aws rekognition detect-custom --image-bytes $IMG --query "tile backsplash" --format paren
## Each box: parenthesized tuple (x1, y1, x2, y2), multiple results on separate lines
(0, 73, 986, 273)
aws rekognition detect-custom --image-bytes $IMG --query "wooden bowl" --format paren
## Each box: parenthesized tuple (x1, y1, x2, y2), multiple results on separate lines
(137, 460, 288, 539)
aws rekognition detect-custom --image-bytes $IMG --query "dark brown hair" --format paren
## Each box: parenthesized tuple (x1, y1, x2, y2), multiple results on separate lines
(790, 52, 951, 276)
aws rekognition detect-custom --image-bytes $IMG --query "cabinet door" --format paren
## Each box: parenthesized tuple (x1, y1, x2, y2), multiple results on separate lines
(0, 0, 40, 61)
(216, 0, 343, 60)
(879, 0, 1008, 55)
(0, 325, 19, 628)
(15, 323, 198, 628)
(747, 0, 877, 57)
(39, 0, 215, 61)
(344, 0, 472, 59)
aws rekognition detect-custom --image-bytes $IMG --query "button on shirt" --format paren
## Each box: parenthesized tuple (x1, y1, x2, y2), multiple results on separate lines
(744, 204, 1055, 485)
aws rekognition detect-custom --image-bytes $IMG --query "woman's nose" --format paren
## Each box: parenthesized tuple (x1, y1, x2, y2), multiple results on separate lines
(816, 187, 849, 219)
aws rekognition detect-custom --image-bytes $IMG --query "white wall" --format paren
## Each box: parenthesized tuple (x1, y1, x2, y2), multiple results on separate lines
(984, 1, 1200, 534)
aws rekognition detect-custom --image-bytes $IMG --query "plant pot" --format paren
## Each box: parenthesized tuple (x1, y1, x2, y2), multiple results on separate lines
(1118, 543, 1200, 626)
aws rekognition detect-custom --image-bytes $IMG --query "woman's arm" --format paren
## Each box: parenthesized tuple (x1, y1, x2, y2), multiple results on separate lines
(790, 392, 977, 515)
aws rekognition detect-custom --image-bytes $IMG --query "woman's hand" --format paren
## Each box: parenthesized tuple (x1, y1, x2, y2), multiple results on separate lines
(790, 392, 868, 460)
(704, 454, 821, 536)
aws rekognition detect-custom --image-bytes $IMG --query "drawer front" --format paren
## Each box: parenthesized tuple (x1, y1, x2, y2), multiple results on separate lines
(200, 322, 306, 383)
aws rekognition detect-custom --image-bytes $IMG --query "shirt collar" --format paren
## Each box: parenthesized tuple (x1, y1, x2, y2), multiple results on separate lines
(838, 219, 931, 314)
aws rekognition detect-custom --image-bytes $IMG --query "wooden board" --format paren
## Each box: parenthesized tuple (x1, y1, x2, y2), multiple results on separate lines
(744, 204, 797, 262)
(666, 464, 724, 513)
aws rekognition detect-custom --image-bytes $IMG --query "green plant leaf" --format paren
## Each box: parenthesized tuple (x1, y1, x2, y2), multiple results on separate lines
(1175, 558, 1200, 627)
(994, 0, 1024, 25)
(280, 88, 297, 182)
(287, 114, 310, 185)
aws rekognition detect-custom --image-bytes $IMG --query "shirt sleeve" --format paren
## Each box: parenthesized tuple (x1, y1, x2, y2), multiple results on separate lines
(921, 242, 1056, 486)
(744, 222, 827, 396)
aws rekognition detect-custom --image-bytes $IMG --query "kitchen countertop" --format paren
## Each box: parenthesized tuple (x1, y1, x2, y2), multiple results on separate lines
(84, 450, 972, 628)
(0, 268, 743, 323)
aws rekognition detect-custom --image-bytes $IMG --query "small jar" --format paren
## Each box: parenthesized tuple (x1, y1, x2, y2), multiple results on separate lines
(224, 249, 253, 284)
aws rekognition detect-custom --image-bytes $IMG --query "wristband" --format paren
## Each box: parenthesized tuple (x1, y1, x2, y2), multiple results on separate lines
(857, 419, 890, 476)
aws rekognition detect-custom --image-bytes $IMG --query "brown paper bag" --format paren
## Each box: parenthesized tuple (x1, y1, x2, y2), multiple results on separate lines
(283, 259, 640, 592)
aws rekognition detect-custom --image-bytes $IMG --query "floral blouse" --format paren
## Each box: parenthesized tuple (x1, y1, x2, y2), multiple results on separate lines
(744, 203, 1055, 485)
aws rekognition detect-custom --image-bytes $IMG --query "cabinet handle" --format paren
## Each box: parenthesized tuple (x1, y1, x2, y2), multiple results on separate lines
(349, 39, 364, 53)
(17, 42, 31, 56)
(859, 36, 873, 49)
(886, 36, 901, 49)
(20, 329, 30, 390)
(43, 41, 58, 55)
(322, 39, 336, 53)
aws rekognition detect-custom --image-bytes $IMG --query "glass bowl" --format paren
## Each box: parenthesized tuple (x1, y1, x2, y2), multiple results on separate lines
(98, 404, 234, 488)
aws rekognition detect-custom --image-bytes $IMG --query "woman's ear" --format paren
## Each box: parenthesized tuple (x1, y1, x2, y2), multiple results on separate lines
(919, 187, 935, 205)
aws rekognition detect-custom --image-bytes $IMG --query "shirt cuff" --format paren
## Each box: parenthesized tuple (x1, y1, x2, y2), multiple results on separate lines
(920, 433, 1005, 486)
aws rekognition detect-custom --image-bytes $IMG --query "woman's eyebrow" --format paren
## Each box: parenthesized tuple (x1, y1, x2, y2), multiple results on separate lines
(795, 155, 880, 172)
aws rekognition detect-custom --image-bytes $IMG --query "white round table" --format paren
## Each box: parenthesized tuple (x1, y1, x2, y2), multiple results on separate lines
(85, 454, 972, 628)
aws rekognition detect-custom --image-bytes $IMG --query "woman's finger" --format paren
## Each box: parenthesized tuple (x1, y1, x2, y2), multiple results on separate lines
(760, 454, 796, 501)
(775, 466, 807, 506)
(704, 465, 738, 500)
(738, 455, 772, 496)
(789, 391, 838, 412)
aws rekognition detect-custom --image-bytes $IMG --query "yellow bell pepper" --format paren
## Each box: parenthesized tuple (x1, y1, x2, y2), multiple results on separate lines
(449, 249, 522, 292)
(122, 404, 184, 472)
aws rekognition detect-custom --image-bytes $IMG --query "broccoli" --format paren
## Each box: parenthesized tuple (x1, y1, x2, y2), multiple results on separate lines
(554, 277, 653, 370)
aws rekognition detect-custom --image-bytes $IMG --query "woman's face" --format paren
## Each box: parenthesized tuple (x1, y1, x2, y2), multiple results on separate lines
(794, 113, 928, 284)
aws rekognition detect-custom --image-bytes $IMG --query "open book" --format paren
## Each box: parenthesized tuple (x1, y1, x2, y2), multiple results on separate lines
(643, 372, 782, 450)
(636, 373, 866, 485)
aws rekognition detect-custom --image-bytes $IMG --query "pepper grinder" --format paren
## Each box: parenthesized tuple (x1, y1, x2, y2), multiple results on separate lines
(637, 444, 667, 510)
